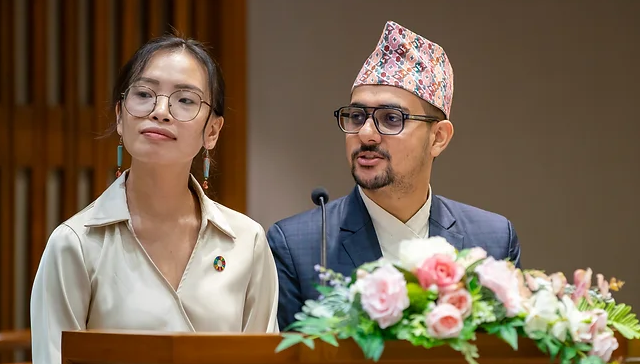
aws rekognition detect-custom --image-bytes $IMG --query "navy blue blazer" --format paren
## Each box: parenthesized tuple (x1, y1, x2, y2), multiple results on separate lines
(266, 186, 521, 330)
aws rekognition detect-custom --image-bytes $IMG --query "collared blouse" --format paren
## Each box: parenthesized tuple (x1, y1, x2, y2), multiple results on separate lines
(30, 172, 279, 364)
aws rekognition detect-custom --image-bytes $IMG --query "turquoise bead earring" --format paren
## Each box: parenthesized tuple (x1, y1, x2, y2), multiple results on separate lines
(202, 149, 211, 190)
(116, 136, 123, 178)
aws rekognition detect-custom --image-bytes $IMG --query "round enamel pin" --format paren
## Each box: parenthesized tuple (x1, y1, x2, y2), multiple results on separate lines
(213, 256, 226, 272)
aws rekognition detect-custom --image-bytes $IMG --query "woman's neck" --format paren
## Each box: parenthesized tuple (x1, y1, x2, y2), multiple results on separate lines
(125, 160, 198, 221)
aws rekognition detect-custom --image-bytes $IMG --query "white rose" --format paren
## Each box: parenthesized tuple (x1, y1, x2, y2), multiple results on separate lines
(524, 290, 561, 336)
(398, 236, 457, 271)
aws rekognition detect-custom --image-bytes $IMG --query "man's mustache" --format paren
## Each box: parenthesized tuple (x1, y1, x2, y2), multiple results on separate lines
(351, 144, 391, 161)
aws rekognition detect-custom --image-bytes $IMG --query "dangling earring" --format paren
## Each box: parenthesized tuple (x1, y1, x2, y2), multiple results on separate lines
(116, 136, 123, 178)
(202, 149, 211, 190)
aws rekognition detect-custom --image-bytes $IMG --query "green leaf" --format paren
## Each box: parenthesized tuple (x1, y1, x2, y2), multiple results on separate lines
(452, 340, 480, 364)
(578, 355, 606, 364)
(275, 333, 305, 352)
(319, 333, 339, 347)
(354, 332, 385, 362)
(543, 337, 561, 361)
(535, 339, 548, 354)
(499, 326, 518, 351)
(560, 346, 577, 362)
(574, 342, 592, 352)
(394, 265, 420, 285)
(301, 336, 316, 349)
(612, 321, 640, 339)
(314, 285, 333, 297)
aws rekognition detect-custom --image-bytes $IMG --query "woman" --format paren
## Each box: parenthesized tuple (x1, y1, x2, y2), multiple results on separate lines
(30, 35, 279, 364)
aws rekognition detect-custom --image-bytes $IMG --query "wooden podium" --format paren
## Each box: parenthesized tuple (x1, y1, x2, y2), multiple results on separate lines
(61, 330, 629, 364)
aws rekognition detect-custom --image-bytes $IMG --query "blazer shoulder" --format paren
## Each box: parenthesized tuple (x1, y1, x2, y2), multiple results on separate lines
(435, 195, 511, 226)
(271, 194, 350, 232)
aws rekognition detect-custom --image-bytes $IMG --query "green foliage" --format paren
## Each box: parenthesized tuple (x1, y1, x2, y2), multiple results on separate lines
(406, 282, 437, 313)
(578, 299, 640, 340)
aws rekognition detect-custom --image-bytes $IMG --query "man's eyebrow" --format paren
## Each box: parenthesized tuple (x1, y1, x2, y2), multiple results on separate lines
(349, 102, 410, 113)
(135, 77, 205, 95)
(379, 103, 410, 113)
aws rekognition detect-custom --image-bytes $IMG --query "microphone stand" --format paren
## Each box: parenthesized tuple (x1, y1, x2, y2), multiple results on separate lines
(320, 196, 327, 286)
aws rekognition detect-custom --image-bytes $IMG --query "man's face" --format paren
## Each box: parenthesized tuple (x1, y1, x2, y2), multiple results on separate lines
(345, 85, 451, 194)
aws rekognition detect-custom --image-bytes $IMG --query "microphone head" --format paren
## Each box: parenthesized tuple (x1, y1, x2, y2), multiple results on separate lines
(311, 187, 329, 206)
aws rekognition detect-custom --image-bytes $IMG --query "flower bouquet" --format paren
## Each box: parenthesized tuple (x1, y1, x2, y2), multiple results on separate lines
(275, 237, 640, 364)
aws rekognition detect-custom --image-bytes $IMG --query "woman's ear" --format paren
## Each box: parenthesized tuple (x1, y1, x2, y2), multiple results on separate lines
(204, 116, 224, 150)
(115, 102, 123, 136)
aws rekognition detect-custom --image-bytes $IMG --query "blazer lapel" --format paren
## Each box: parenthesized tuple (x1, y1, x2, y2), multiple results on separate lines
(339, 187, 383, 268)
(429, 196, 465, 251)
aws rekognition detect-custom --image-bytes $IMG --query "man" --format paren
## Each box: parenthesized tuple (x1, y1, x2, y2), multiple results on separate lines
(267, 20, 521, 330)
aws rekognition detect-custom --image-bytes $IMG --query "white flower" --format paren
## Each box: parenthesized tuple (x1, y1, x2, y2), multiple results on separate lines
(561, 295, 593, 342)
(398, 236, 457, 271)
(550, 319, 570, 342)
(524, 289, 561, 336)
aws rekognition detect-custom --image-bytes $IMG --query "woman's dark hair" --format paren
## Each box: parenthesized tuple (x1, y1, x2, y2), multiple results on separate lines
(112, 34, 225, 121)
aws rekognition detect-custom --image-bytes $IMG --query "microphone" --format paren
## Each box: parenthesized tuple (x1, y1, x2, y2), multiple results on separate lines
(311, 187, 329, 285)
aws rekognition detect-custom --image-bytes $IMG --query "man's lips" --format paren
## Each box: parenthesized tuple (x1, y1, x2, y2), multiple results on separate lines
(356, 152, 385, 167)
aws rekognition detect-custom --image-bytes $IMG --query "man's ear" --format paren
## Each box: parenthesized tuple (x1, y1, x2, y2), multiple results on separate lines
(430, 120, 454, 158)
(204, 116, 224, 150)
(115, 102, 123, 136)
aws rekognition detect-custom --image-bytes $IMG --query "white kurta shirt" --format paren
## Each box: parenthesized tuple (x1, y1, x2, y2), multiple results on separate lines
(358, 186, 432, 262)
(30, 172, 279, 364)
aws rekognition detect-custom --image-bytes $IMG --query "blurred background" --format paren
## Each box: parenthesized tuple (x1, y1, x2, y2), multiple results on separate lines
(0, 0, 638, 361)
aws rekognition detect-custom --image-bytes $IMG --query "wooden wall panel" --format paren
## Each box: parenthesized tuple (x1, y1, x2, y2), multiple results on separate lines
(62, 0, 79, 219)
(214, 0, 248, 213)
(0, 1, 248, 353)
(28, 0, 51, 291)
(0, 0, 16, 342)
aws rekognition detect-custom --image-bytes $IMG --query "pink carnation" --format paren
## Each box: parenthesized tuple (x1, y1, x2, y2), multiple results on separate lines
(415, 254, 465, 291)
(357, 264, 410, 329)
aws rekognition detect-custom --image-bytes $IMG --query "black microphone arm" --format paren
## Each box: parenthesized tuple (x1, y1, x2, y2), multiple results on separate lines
(311, 187, 329, 285)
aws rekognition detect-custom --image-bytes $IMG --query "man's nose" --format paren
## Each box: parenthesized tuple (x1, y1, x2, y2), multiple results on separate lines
(358, 117, 381, 143)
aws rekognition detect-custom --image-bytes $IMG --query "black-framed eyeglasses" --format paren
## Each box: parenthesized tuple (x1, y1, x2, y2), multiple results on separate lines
(121, 85, 211, 122)
(334, 106, 441, 135)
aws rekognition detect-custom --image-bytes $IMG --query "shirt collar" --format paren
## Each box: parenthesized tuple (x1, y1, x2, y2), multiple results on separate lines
(358, 185, 432, 231)
(83, 170, 236, 239)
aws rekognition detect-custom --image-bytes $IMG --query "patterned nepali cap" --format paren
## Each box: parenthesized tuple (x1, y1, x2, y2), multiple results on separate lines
(352, 21, 454, 119)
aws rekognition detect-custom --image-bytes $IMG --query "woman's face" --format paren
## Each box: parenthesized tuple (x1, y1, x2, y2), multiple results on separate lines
(116, 49, 223, 167)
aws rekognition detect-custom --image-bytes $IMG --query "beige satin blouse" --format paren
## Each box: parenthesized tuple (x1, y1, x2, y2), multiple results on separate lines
(30, 172, 279, 364)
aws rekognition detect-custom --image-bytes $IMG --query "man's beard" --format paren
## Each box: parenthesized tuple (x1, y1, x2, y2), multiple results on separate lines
(350, 144, 395, 190)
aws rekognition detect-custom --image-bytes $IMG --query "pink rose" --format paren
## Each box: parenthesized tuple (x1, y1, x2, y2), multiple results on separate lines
(426, 303, 463, 339)
(439, 289, 473, 318)
(415, 254, 464, 291)
(475, 257, 523, 317)
(589, 331, 619, 362)
(358, 264, 410, 329)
